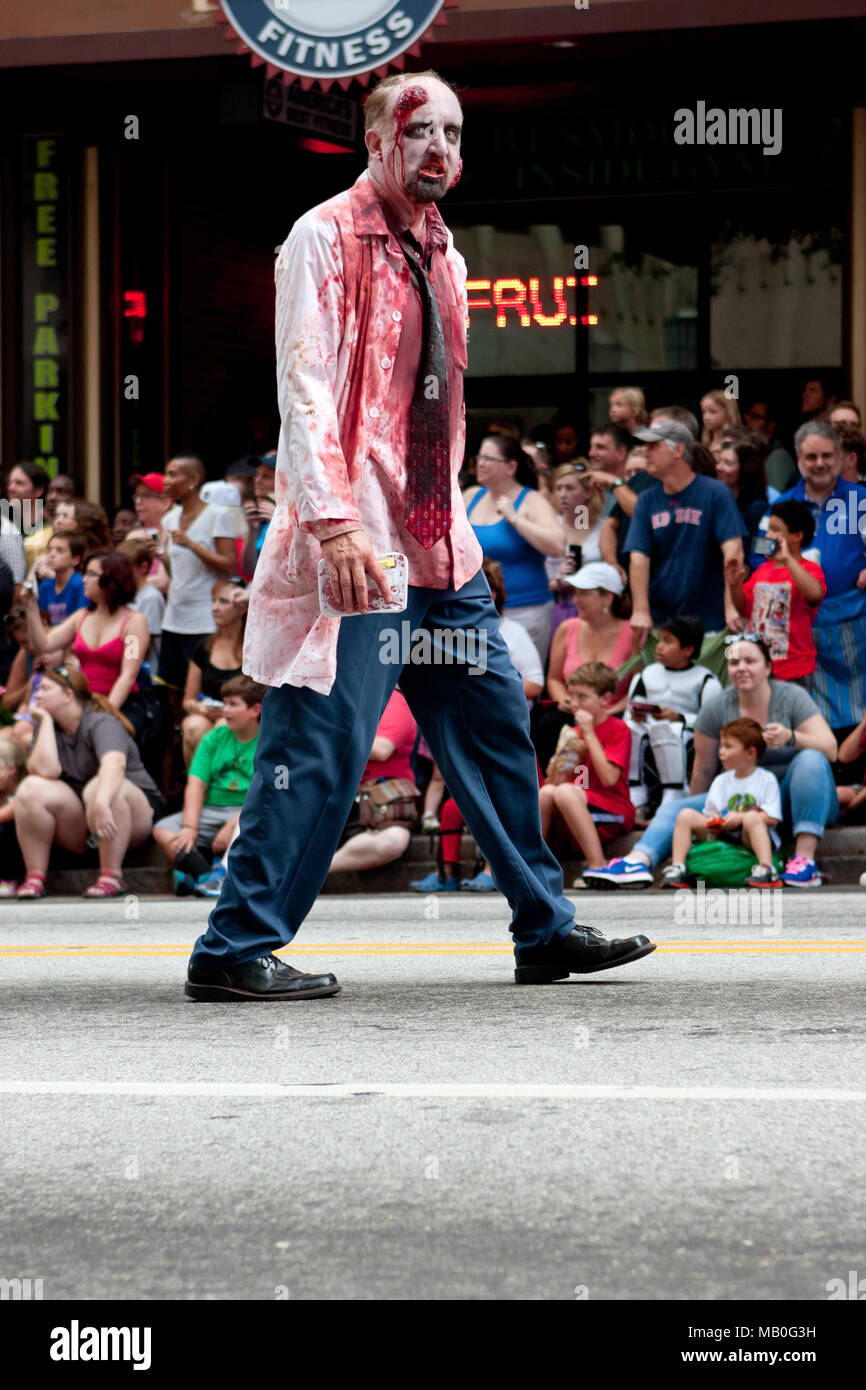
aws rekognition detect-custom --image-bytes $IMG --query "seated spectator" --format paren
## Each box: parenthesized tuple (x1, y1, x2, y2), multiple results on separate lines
(125, 472, 171, 596)
(701, 391, 743, 461)
(464, 434, 564, 666)
(0, 558, 16, 684)
(715, 433, 771, 547)
(625, 418, 747, 678)
(650, 404, 700, 438)
(38, 533, 87, 626)
(751, 421, 866, 730)
(1, 606, 68, 739)
(800, 377, 836, 425)
(153, 675, 264, 898)
(5, 462, 52, 570)
(834, 712, 866, 820)
(534, 561, 637, 768)
(829, 400, 862, 431)
(412, 559, 543, 891)
(0, 735, 27, 895)
(625, 447, 648, 481)
(328, 688, 417, 874)
(118, 537, 165, 671)
(546, 464, 605, 634)
(0, 504, 26, 585)
(624, 614, 722, 822)
(539, 662, 635, 887)
(835, 423, 865, 485)
(18, 552, 150, 741)
(180, 578, 246, 766)
(521, 438, 555, 505)
(157, 456, 236, 697)
(550, 414, 583, 465)
(660, 718, 783, 890)
(239, 452, 277, 579)
(608, 386, 648, 437)
(727, 500, 826, 681)
(585, 635, 838, 891)
(43, 499, 112, 574)
(112, 509, 137, 546)
(743, 400, 798, 493)
(13, 666, 164, 898)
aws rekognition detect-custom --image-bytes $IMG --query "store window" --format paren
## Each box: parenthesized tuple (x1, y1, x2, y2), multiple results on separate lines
(710, 228, 843, 369)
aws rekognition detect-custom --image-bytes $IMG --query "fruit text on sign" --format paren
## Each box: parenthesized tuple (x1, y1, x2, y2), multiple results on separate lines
(466, 276, 597, 329)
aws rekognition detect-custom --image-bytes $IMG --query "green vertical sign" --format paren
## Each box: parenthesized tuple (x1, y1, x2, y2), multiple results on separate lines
(19, 135, 68, 479)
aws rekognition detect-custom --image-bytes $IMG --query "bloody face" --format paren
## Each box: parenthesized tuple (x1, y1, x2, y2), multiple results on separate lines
(377, 80, 463, 209)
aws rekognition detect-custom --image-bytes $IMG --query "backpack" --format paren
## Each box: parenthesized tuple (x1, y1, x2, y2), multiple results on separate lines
(685, 838, 784, 888)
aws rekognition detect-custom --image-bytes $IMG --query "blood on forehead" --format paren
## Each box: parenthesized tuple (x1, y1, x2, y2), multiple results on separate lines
(393, 84, 430, 136)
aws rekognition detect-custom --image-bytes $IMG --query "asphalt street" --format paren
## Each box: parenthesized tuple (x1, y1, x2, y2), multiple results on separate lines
(1, 889, 865, 1301)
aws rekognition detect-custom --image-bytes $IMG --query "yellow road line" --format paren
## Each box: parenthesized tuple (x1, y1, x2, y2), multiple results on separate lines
(1, 942, 865, 959)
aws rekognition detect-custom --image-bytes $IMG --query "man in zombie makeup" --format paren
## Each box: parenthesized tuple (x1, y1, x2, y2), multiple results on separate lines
(185, 70, 655, 1001)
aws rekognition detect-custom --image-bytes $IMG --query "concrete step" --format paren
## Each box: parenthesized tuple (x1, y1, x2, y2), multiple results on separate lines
(29, 824, 866, 897)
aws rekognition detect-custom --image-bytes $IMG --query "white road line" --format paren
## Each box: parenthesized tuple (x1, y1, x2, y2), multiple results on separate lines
(1, 1082, 865, 1101)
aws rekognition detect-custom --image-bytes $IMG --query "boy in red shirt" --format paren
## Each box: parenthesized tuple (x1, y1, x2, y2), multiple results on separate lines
(539, 662, 635, 885)
(726, 500, 826, 680)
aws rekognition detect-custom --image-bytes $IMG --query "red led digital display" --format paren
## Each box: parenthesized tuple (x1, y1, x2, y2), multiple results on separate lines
(123, 290, 147, 345)
(466, 276, 598, 328)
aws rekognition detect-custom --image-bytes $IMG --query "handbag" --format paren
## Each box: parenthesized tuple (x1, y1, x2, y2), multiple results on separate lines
(357, 776, 421, 830)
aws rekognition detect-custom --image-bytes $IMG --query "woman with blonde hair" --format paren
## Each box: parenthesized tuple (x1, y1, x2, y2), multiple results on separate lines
(608, 387, 648, 436)
(701, 389, 742, 456)
(12, 665, 164, 899)
(546, 464, 606, 635)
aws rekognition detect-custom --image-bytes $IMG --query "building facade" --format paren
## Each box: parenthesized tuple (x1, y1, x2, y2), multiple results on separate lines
(1, 0, 865, 505)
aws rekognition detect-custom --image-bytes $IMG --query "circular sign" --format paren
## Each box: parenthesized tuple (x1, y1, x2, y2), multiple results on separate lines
(219, 0, 450, 85)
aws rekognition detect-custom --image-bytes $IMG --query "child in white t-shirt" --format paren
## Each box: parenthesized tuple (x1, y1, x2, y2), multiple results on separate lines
(661, 717, 783, 890)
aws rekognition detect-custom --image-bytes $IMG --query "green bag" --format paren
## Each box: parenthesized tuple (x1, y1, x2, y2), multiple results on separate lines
(685, 838, 784, 888)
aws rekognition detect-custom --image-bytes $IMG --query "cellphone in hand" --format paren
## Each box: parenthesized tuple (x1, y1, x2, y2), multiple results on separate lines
(753, 536, 778, 558)
(318, 552, 408, 617)
(630, 700, 662, 716)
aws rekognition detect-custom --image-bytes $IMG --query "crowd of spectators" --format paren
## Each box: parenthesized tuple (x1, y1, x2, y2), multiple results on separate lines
(1, 373, 865, 897)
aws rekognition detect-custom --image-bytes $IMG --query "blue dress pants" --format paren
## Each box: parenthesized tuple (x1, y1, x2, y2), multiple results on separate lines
(189, 571, 577, 967)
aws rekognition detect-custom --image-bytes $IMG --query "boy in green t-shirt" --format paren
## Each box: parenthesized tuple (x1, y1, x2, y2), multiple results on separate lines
(153, 675, 265, 896)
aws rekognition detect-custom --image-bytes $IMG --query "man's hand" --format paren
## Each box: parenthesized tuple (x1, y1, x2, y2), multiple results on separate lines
(657, 707, 683, 723)
(320, 530, 394, 615)
(724, 554, 747, 588)
(630, 607, 653, 642)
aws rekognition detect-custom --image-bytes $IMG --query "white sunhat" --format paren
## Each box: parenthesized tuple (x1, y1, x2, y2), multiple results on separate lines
(563, 561, 625, 595)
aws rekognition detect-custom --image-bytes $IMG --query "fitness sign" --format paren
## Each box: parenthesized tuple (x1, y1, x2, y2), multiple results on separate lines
(217, 1, 454, 89)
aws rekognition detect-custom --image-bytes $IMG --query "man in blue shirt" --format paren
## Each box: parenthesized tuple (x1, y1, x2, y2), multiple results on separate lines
(624, 419, 747, 675)
(750, 420, 866, 728)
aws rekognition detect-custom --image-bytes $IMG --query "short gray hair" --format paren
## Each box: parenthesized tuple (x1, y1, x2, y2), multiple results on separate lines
(794, 420, 839, 455)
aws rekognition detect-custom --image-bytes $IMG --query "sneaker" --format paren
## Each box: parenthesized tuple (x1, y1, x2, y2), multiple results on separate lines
(173, 869, 196, 897)
(420, 814, 440, 833)
(459, 871, 496, 892)
(408, 871, 456, 892)
(745, 864, 783, 889)
(781, 855, 822, 888)
(660, 862, 690, 890)
(193, 863, 227, 899)
(582, 857, 653, 890)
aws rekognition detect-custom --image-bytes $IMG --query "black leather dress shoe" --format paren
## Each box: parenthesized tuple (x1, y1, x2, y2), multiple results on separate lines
(185, 953, 341, 1001)
(514, 925, 656, 984)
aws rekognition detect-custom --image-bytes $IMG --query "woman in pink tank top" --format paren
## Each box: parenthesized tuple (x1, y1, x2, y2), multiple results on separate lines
(22, 551, 150, 715)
